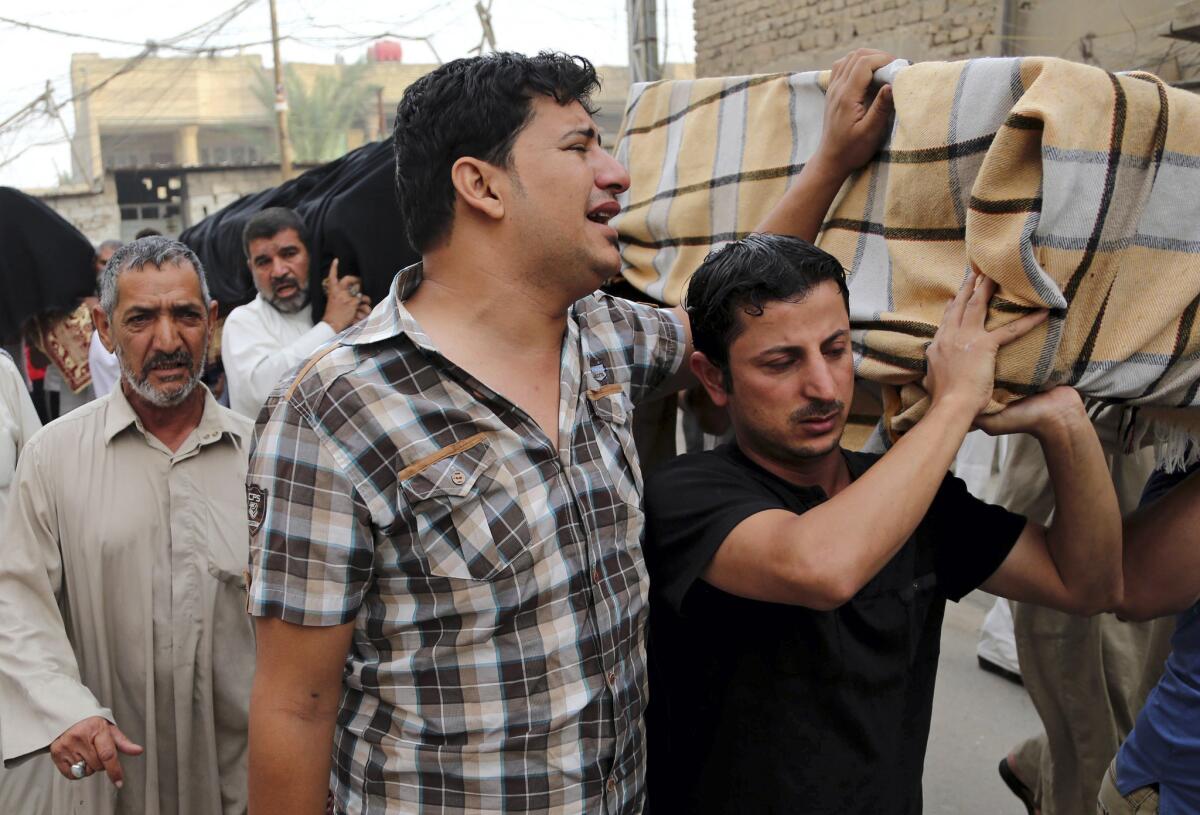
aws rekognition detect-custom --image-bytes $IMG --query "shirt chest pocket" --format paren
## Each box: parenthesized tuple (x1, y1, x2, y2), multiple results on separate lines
(397, 437, 534, 582)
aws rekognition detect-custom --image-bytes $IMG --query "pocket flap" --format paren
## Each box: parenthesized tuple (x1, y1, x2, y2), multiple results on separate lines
(399, 434, 492, 501)
(588, 385, 630, 425)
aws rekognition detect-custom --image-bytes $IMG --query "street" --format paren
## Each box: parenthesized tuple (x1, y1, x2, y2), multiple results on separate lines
(925, 592, 1042, 814)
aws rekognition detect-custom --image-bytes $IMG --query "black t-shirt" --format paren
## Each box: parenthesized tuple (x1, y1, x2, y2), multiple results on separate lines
(644, 444, 1026, 815)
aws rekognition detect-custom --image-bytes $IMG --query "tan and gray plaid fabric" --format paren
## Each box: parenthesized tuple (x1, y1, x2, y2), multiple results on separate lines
(614, 57, 1200, 457)
(246, 264, 684, 814)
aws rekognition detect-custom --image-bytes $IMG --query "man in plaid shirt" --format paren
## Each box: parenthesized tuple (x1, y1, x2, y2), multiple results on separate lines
(245, 50, 894, 814)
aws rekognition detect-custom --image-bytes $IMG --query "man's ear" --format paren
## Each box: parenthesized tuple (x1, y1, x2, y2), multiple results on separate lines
(207, 299, 219, 328)
(690, 351, 730, 408)
(450, 156, 506, 221)
(93, 304, 115, 354)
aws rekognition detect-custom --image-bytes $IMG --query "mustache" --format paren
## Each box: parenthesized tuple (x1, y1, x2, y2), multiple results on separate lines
(140, 349, 194, 378)
(789, 399, 845, 423)
(271, 274, 301, 293)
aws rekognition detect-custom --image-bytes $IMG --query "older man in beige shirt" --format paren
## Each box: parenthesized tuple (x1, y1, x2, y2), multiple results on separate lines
(0, 237, 255, 815)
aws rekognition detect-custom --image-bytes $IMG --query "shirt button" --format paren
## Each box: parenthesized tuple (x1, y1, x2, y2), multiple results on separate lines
(607, 672, 616, 686)
(593, 568, 602, 584)
(451, 470, 466, 486)
(607, 777, 617, 792)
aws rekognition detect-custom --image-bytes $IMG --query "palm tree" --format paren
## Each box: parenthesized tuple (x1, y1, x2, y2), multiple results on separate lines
(256, 63, 374, 164)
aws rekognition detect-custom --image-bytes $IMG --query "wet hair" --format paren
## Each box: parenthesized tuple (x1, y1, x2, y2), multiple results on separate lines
(99, 236, 211, 319)
(685, 233, 850, 375)
(241, 207, 309, 259)
(393, 50, 600, 252)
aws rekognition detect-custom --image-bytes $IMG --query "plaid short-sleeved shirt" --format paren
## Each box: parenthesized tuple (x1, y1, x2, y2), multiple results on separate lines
(247, 264, 684, 815)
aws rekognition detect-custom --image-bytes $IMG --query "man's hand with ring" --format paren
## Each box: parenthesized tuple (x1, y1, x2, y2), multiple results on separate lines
(319, 259, 369, 333)
(50, 715, 144, 788)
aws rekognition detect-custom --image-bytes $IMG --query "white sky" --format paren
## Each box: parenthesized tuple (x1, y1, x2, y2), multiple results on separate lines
(0, 0, 695, 189)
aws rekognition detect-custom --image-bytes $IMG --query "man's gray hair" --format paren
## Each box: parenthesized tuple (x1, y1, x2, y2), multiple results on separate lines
(99, 236, 211, 318)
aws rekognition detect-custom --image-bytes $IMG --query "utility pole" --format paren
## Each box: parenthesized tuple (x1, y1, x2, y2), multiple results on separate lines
(268, 0, 294, 179)
(470, 0, 496, 56)
(627, 0, 661, 84)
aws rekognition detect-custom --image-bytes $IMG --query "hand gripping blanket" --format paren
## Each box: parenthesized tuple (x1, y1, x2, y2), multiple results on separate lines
(613, 57, 1200, 467)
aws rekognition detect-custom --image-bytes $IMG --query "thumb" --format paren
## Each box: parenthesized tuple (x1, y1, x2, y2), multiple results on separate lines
(110, 725, 144, 755)
(864, 83, 893, 128)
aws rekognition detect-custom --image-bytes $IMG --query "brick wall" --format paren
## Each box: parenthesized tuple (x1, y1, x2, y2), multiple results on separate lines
(694, 0, 1002, 76)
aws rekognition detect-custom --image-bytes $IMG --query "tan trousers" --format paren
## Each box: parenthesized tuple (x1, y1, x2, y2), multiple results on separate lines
(1097, 759, 1159, 814)
(991, 430, 1173, 815)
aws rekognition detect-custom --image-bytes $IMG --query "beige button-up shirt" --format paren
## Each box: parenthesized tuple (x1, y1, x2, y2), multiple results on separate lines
(0, 385, 255, 815)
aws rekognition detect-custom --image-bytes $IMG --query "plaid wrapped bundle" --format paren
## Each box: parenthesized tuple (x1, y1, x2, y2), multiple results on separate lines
(614, 57, 1200, 462)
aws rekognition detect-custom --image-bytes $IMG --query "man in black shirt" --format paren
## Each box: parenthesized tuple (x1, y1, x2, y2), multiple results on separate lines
(644, 234, 1123, 814)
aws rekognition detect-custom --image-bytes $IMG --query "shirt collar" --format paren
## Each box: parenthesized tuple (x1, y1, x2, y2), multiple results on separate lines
(343, 262, 439, 351)
(103, 383, 249, 451)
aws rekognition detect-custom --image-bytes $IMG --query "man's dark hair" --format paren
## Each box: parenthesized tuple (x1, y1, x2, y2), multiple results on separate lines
(393, 51, 600, 253)
(242, 207, 309, 259)
(685, 233, 850, 375)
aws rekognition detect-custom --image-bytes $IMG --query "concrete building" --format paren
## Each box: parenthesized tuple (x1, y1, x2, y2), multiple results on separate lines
(693, 0, 1200, 81)
(39, 49, 692, 245)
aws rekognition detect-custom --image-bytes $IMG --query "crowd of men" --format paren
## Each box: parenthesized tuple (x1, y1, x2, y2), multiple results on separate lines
(0, 46, 1196, 815)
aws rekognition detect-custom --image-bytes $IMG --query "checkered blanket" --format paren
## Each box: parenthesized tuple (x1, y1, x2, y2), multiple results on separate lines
(614, 57, 1200, 466)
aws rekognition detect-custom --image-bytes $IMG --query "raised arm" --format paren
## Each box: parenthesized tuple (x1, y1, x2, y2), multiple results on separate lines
(757, 48, 895, 241)
(976, 389, 1123, 615)
(705, 275, 1047, 608)
(249, 618, 355, 815)
(1117, 467, 1200, 621)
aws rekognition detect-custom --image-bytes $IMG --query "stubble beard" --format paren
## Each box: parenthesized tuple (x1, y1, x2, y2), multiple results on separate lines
(739, 400, 848, 466)
(116, 330, 210, 408)
(263, 282, 309, 314)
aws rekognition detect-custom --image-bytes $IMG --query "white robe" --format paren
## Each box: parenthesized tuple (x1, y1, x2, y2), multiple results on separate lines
(220, 295, 334, 418)
(0, 386, 255, 814)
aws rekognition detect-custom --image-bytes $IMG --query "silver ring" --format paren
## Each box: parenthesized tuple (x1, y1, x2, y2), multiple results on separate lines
(70, 760, 87, 779)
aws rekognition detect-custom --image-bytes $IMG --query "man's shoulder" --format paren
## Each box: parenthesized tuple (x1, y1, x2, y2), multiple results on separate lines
(210, 399, 255, 438)
(22, 397, 106, 458)
(0, 348, 20, 382)
(261, 340, 359, 415)
(224, 296, 262, 319)
(573, 291, 669, 329)
(259, 328, 413, 432)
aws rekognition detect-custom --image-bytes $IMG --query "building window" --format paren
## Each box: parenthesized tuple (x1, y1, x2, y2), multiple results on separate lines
(141, 205, 160, 219)
(120, 206, 139, 221)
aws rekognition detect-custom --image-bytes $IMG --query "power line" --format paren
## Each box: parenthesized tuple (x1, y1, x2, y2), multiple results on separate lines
(0, 4, 262, 55)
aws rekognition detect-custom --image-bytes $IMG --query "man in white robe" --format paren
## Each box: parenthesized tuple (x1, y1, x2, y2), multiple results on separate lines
(221, 207, 369, 418)
(0, 237, 255, 815)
